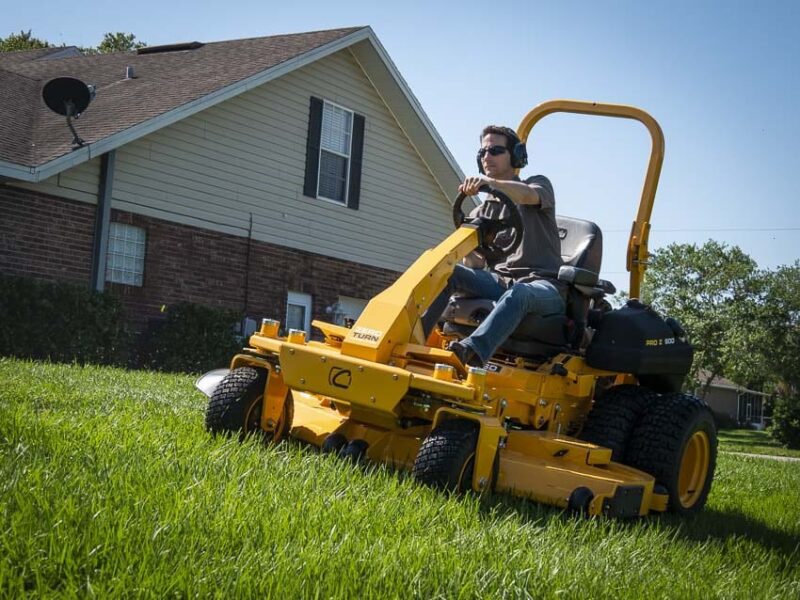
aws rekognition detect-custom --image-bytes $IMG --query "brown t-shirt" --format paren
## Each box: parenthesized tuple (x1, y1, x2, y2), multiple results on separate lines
(469, 175, 563, 285)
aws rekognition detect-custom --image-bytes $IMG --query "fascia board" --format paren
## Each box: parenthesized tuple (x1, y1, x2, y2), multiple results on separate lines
(351, 31, 471, 205)
(360, 31, 464, 180)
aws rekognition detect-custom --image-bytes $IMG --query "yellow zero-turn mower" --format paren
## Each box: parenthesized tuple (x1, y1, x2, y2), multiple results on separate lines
(198, 100, 716, 517)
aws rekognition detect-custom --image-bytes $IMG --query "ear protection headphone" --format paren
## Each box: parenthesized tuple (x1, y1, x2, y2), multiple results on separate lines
(477, 130, 528, 174)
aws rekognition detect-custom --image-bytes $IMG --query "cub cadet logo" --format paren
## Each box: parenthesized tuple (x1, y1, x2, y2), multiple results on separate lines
(352, 327, 382, 343)
(328, 367, 352, 389)
(645, 337, 676, 347)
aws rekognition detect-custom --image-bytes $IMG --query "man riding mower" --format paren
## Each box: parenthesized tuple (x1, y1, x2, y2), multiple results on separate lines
(198, 100, 717, 518)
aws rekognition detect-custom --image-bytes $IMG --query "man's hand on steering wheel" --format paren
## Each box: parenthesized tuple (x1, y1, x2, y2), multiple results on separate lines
(459, 175, 492, 197)
(452, 184, 525, 264)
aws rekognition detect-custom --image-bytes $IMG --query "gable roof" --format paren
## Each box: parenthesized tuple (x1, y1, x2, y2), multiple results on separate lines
(697, 370, 769, 396)
(0, 27, 464, 197)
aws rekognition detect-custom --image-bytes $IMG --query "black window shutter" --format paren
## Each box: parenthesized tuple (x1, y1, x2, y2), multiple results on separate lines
(347, 113, 365, 210)
(303, 97, 323, 198)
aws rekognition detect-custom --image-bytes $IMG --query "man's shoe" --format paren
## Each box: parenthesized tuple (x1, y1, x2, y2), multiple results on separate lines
(447, 340, 484, 368)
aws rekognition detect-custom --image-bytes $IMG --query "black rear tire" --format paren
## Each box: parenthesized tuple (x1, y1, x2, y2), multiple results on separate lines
(625, 392, 717, 514)
(205, 367, 292, 441)
(579, 385, 659, 461)
(412, 419, 479, 492)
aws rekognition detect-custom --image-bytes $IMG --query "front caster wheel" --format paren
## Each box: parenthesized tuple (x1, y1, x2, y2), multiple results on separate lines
(205, 367, 292, 442)
(412, 419, 478, 492)
(341, 439, 369, 463)
(322, 433, 348, 455)
(567, 486, 595, 515)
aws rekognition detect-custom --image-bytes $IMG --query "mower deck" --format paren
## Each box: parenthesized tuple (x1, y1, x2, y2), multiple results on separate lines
(287, 384, 667, 517)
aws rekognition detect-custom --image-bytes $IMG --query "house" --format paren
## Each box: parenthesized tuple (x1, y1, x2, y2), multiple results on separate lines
(697, 372, 770, 429)
(0, 27, 464, 335)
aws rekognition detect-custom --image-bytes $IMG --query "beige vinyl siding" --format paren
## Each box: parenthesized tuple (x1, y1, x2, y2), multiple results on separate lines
(704, 388, 739, 420)
(10, 157, 101, 204)
(110, 49, 453, 271)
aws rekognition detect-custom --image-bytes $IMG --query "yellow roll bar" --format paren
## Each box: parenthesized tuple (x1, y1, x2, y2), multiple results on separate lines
(516, 100, 665, 298)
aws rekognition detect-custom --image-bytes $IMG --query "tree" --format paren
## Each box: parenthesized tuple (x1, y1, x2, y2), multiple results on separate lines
(1, 30, 145, 54)
(643, 244, 800, 447)
(759, 262, 800, 385)
(641, 241, 761, 397)
(84, 32, 146, 55)
(0, 30, 51, 52)
(758, 262, 800, 448)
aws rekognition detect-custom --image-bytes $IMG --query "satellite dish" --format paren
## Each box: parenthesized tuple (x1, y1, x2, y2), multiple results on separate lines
(42, 77, 94, 116)
(41, 77, 96, 148)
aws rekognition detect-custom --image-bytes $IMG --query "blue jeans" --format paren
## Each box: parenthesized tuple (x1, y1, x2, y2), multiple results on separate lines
(422, 264, 565, 362)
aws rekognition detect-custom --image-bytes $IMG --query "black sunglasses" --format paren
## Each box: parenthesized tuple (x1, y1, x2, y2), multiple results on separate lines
(477, 144, 508, 158)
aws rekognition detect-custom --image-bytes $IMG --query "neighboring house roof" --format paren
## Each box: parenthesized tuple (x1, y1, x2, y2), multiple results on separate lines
(0, 27, 463, 196)
(0, 47, 84, 65)
(697, 370, 769, 396)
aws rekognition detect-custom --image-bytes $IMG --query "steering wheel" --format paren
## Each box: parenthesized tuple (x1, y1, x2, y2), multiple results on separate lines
(452, 184, 525, 264)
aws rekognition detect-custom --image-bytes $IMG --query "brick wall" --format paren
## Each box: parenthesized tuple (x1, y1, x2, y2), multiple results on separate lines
(1, 185, 400, 331)
(0, 185, 95, 285)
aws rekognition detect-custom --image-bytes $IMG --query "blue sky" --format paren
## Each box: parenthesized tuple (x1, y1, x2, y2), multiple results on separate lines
(6, 0, 799, 290)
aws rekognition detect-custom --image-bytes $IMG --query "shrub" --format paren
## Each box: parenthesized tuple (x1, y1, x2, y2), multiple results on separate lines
(769, 392, 800, 449)
(0, 274, 130, 365)
(139, 302, 242, 373)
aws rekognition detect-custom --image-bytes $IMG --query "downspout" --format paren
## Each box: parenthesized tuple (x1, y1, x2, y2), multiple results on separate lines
(243, 212, 253, 313)
(91, 151, 116, 291)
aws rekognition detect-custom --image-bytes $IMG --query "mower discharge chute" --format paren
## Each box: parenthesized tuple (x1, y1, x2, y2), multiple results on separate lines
(199, 100, 716, 517)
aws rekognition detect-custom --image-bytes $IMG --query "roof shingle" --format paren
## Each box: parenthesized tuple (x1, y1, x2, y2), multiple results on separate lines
(1, 27, 363, 167)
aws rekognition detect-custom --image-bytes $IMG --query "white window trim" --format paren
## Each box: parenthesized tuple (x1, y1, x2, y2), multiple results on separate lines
(286, 291, 312, 333)
(317, 99, 354, 205)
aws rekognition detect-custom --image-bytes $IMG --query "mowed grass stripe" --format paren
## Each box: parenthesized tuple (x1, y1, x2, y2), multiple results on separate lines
(1, 358, 798, 598)
(718, 429, 800, 459)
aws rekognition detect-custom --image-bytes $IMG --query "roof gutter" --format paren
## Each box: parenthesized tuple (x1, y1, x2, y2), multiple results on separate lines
(0, 159, 43, 181)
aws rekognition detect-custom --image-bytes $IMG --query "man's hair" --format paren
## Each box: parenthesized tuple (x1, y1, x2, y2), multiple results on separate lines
(480, 125, 521, 150)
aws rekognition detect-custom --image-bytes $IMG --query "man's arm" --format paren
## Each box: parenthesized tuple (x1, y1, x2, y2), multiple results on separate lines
(459, 175, 542, 206)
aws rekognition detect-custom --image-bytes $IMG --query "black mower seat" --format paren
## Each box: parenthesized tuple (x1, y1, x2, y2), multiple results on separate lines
(442, 216, 615, 358)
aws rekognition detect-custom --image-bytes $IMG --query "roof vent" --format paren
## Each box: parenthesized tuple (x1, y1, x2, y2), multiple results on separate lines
(136, 41, 204, 55)
(125, 66, 136, 79)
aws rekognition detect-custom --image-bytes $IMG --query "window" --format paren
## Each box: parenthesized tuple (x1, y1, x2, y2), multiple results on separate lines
(106, 223, 146, 286)
(286, 291, 312, 333)
(304, 96, 365, 209)
(318, 102, 352, 203)
(330, 295, 368, 326)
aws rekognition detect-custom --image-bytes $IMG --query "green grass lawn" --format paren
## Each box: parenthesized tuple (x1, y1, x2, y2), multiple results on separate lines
(718, 428, 800, 459)
(1, 358, 799, 598)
